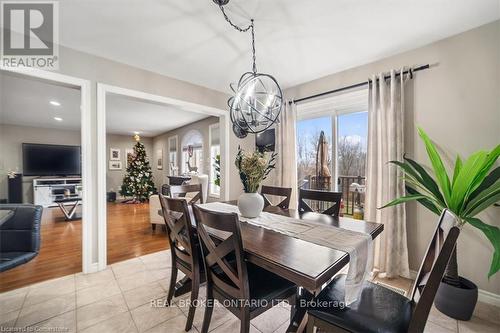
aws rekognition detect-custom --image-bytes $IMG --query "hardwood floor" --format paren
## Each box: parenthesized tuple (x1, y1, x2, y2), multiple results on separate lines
(0, 202, 168, 292)
(106, 202, 168, 265)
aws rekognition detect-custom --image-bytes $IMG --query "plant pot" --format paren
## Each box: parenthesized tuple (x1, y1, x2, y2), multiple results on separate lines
(238, 192, 264, 218)
(434, 276, 478, 321)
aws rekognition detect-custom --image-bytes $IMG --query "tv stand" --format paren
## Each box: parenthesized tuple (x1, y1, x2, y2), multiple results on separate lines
(33, 177, 82, 208)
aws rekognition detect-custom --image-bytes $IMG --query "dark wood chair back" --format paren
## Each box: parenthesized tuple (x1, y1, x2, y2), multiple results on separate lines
(260, 185, 292, 209)
(169, 184, 204, 204)
(408, 209, 460, 332)
(298, 188, 342, 216)
(193, 204, 250, 301)
(159, 194, 200, 273)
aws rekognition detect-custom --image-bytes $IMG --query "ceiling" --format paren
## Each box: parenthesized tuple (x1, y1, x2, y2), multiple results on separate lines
(52, 0, 499, 92)
(105, 94, 209, 137)
(0, 72, 210, 136)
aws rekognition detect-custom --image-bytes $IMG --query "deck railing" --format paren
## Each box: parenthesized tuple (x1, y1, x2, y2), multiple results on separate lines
(338, 175, 366, 216)
(299, 175, 366, 216)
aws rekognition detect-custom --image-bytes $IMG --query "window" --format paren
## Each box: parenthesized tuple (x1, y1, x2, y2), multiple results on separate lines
(181, 130, 203, 174)
(168, 136, 178, 176)
(209, 124, 220, 197)
(337, 112, 368, 216)
(337, 112, 368, 177)
(296, 89, 368, 215)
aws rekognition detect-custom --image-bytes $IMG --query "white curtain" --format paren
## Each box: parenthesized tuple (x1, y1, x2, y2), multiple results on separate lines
(273, 101, 298, 208)
(365, 69, 410, 279)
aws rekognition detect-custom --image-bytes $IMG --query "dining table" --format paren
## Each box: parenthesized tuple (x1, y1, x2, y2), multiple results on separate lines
(159, 200, 383, 332)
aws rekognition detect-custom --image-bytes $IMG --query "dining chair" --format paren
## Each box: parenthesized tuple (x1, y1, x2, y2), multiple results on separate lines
(169, 183, 204, 204)
(306, 209, 460, 333)
(159, 194, 204, 331)
(193, 204, 297, 333)
(260, 185, 292, 209)
(298, 188, 343, 217)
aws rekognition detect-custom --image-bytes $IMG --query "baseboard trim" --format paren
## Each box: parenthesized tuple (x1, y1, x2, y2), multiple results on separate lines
(478, 289, 500, 307)
(409, 270, 500, 307)
(83, 262, 100, 274)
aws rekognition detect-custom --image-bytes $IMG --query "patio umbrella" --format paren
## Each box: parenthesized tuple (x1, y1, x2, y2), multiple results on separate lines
(315, 131, 331, 189)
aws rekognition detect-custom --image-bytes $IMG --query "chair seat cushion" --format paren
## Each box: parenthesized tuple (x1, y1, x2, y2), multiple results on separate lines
(0, 251, 37, 272)
(213, 262, 296, 311)
(308, 274, 413, 333)
(247, 263, 296, 310)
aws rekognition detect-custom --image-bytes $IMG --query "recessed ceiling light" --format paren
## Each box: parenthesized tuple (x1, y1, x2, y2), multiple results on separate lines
(50, 100, 61, 106)
(133, 131, 140, 135)
(54, 117, 63, 122)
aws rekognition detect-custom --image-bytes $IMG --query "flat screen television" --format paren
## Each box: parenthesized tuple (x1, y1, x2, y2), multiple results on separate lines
(22, 143, 81, 176)
(256, 128, 275, 152)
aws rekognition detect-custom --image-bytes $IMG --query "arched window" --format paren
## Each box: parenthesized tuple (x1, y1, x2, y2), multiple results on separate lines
(181, 130, 203, 174)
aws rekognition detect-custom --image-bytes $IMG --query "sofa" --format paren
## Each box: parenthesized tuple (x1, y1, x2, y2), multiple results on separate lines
(0, 204, 43, 272)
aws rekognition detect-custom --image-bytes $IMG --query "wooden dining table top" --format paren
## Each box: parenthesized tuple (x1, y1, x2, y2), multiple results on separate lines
(195, 201, 383, 292)
(159, 200, 383, 291)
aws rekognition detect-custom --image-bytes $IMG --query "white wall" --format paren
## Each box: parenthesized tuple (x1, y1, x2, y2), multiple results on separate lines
(285, 20, 500, 294)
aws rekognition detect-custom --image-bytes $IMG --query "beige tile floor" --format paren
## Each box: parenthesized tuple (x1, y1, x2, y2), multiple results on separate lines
(1, 250, 498, 333)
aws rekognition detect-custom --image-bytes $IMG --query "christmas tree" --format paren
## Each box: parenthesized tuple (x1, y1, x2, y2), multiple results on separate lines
(120, 135, 157, 202)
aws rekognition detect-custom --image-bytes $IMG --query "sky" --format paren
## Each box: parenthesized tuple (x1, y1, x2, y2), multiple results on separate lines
(296, 111, 368, 155)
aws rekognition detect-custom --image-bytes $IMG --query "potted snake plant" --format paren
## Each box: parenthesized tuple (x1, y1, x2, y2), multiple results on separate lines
(382, 127, 499, 320)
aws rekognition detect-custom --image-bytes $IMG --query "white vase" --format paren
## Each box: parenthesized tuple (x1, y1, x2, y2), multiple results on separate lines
(238, 192, 264, 218)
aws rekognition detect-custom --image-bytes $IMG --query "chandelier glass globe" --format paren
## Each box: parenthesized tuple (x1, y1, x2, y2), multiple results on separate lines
(228, 71, 283, 134)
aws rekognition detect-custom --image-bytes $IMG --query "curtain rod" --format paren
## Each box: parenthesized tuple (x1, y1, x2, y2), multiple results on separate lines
(290, 64, 430, 104)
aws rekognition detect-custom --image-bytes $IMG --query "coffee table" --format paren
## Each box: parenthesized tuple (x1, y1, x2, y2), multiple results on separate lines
(53, 197, 82, 221)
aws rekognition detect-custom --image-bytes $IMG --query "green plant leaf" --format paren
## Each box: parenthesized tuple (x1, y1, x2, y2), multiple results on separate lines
(452, 155, 462, 186)
(403, 176, 445, 209)
(451, 150, 489, 212)
(379, 194, 429, 209)
(465, 217, 500, 278)
(464, 182, 500, 217)
(468, 166, 500, 202)
(390, 160, 423, 182)
(417, 127, 452, 205)
(465, 145, 500, 203)
(406, 186, 442, 215)
(404, 155, 446, 206)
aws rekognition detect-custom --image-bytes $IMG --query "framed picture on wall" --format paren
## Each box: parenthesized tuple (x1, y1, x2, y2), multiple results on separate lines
(109, 161, 122, 170)
(157, 149, 163, 170)
(125, 149, 135, 168)
(110, 148, 121, 161)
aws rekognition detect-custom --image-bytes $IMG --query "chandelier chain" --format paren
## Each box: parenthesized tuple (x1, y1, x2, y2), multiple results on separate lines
(218, 5, 257, 73)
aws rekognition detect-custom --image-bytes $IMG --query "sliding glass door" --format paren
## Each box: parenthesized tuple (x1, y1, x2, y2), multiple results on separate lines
(295, 90, 368, 215)
(296, 116, 333, 189)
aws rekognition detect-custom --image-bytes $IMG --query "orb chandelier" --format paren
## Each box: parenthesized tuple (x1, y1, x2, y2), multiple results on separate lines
(213, 0, 283, 137)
